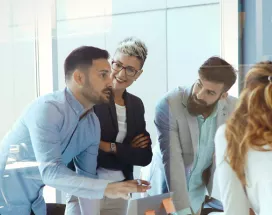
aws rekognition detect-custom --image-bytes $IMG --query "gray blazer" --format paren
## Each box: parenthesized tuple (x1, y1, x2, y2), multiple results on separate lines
(141, 86, 237, 212)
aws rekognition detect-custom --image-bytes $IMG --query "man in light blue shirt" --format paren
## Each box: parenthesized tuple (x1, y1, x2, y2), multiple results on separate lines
(141, 57, 237, 214)
(0, 46, 150, 215)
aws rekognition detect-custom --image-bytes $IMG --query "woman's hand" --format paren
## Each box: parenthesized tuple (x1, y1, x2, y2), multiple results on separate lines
(131, 134, 150, 148)
(99, 141, 111, 152)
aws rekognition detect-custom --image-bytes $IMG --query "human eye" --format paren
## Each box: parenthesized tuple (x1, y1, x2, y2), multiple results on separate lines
(101, 71, 108, 79)
(207, 91, 215, 96)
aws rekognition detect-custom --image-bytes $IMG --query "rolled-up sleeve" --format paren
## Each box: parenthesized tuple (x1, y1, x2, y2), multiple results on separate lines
(26, 102, 110, 199)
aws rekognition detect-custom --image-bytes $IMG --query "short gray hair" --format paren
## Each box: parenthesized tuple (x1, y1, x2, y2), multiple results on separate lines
(116, 37, 148, 64)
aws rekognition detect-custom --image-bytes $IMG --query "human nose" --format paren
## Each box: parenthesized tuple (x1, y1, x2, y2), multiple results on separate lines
(196, 89, 205, 100)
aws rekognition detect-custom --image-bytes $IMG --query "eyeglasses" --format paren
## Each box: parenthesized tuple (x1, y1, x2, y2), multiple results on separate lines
(111, 60, 141, 77)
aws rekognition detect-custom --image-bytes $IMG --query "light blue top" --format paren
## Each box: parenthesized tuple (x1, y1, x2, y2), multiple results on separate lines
(187, 106, 218, 213)
(0, 88, 110, 215)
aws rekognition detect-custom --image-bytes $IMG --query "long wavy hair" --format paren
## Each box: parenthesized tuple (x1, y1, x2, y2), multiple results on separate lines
(225, 61, 272, 185)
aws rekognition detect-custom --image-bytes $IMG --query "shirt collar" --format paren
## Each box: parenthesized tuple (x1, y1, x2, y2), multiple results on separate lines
(197, 103, 218, 120)
(65, 87, 86, 117)
(209, 103, 219, 118)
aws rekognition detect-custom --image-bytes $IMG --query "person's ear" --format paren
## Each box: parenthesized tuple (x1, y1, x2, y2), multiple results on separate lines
(73, 70, 85, 87)
(220, 92, 228, 100)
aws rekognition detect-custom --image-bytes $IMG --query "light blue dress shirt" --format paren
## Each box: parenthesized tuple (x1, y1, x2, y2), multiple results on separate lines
(187, 107, 218, 213)
(0, 88, 110, 215)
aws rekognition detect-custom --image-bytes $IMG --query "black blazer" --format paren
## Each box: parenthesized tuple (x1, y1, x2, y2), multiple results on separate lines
(94, 91, 152, 180)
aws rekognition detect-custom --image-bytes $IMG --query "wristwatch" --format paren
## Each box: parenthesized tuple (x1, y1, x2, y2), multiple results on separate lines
(110, 142, 116, 153)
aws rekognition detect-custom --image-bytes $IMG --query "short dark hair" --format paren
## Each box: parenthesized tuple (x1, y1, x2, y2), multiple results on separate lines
(198, 56, 237, 91)
(64, 46, 110, 80)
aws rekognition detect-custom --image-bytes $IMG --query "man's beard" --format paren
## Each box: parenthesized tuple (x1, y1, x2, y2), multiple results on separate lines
(187, 93, 220, 116)
(81, 81, 114, 105)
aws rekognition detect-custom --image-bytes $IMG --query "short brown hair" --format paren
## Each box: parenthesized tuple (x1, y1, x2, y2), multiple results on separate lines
(198, 56, 237, 91)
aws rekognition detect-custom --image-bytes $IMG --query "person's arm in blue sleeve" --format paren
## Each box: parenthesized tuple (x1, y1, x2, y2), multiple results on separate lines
(26, 102, 110, 199)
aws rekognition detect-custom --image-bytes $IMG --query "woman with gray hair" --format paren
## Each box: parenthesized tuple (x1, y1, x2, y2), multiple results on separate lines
(94, 37, 152, 215)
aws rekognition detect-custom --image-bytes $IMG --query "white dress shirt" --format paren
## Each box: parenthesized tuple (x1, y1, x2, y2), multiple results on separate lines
(215, 124, 272, 215)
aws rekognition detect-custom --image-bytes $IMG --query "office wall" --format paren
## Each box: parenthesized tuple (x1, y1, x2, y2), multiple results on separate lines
(0, 0, 37, 140)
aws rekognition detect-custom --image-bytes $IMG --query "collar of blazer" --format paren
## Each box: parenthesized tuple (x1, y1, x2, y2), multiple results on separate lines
(109, 90, 135, 134)
(110, 89, 130, 104)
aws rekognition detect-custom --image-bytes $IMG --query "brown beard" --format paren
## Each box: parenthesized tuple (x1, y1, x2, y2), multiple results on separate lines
(187, 93, 220, 116)
(81, 77, 114, 105)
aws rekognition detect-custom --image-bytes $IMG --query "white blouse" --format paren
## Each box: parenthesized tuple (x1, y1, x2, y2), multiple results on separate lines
(215, 124, 272, 215)
(97, 104, 127, 182)
(115, 103, 127, 143)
